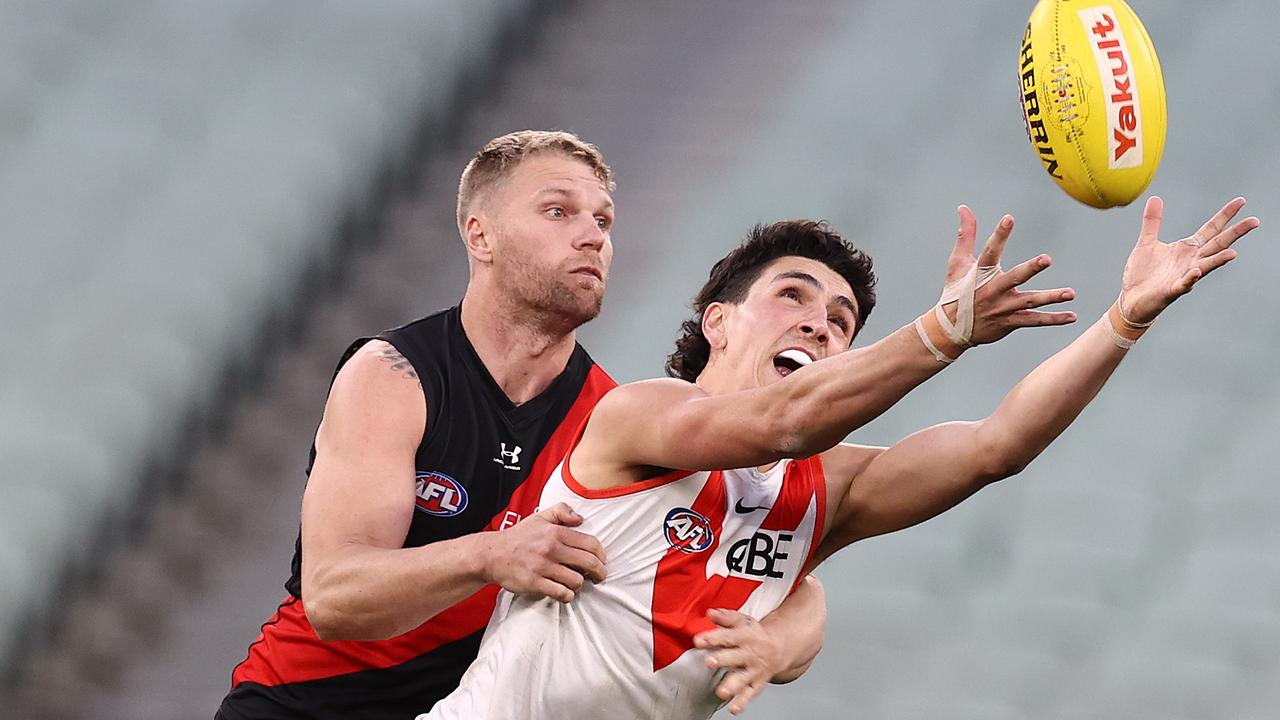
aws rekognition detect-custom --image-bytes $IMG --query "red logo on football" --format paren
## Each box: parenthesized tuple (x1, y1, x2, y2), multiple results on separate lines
(1083, 8, 1141, 167)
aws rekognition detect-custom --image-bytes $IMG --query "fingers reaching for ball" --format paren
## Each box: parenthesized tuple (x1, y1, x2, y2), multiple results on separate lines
(977, 215, 1015, 268)
(1121, 196, 1260, 322)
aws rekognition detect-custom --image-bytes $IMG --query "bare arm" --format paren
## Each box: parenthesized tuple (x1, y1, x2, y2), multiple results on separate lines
(574, 210, 1076, 480)
(692, 575, 828, 715)
(760, 575, 826, 683)
(816, 317, 1124, 558)
(301, 341, 606, 640)
(816, 196, 1258, 560)
(579, 323, 957, 474)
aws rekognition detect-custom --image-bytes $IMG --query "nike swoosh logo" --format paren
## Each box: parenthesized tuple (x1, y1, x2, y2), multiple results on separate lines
(734, 498, 770, 514)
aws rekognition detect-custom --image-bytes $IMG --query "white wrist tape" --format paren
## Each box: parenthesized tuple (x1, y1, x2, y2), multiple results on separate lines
(935, 263, 1001, 348)
(1104, 298, 1150, 350)
(1103, 317, 1138, 350)
(1115, 291, 1153, 329)
(914, 316, 955, 364)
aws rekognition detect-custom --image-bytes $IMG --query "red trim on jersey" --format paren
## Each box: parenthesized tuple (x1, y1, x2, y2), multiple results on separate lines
(792, 455, 827, 594)
(232, 587, 500, 687)
(232, 364, 618, 688)
(563, 456, 695, 500)
(482, 365, 619, 526)
(557, 399, 695, 499)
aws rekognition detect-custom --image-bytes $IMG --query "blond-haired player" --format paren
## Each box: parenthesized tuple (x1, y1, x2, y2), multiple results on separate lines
(225, 130, 828, 717)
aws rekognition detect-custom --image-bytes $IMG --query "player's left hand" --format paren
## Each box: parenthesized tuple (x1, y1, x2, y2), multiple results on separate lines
(693, 608, 784, 715)
(943, 205, 1078, 347)
(1119, 196, 1259, 324)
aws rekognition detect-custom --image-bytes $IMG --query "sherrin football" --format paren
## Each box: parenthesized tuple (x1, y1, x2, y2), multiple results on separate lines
(1019, 0, 1166, 208)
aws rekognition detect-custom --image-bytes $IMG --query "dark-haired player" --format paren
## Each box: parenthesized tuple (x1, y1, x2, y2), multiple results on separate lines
(218, 131, 834, 719)
(420, 197, 1255, 719)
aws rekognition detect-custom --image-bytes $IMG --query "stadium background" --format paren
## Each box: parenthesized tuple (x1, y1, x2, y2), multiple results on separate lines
(2, 0, 1277, 717)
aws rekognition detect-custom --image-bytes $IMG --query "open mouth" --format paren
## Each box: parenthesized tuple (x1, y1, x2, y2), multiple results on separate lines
(772, 348, 815, 377)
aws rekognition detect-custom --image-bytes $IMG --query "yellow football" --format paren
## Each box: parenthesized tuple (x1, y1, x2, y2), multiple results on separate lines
(1019, 0, 1166, 208)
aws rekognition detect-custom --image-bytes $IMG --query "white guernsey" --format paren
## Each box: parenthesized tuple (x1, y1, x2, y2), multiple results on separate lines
(422, 452, 825, 719)
(419, 199, 1255, 719)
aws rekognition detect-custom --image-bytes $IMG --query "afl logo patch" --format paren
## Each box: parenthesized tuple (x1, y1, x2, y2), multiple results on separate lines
(663, 507, 714, 554)
(415, 472, 468, 517)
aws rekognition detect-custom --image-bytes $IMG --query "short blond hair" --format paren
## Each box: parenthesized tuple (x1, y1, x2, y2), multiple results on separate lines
(456, 130, 615, 234)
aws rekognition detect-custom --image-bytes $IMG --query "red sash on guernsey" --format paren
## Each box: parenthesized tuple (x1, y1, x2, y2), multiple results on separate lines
(650, 457, 826, 671)
(231, 365, 616, 687)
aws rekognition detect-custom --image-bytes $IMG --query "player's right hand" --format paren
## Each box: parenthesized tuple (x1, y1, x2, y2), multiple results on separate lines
(480, 502, 607, 603)
(941, 205, 1078, 345)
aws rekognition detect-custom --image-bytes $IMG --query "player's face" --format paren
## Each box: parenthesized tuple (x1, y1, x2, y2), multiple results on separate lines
(486, 153, 615, 327)
(721, 256, 859, 389)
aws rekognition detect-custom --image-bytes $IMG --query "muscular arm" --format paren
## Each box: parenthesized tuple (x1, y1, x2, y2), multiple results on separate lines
(581, 321, 954, 475)
(760, 575, 826, 683)
(301, 341, 606, 641)
(815, 314, 1127, 560)
(300, 341, 490, 639)
(816, 196, 1257, 561)
(572, 209, 1073, 482)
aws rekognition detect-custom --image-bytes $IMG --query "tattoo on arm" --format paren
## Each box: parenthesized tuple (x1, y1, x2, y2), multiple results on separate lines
(377, 345, 421, 386)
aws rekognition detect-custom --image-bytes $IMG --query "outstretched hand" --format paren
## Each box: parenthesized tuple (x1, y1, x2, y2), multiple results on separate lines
(1119, 196, 1259, 324)
(941, 205, 1078, 346)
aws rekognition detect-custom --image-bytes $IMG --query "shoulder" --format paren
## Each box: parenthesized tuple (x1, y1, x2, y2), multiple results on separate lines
(577, 378, 705, 455)
(336, 339, 423, 390)
(591, 377, 707, 418)
(324, 340, 427, 447)
(819, 442, 885, 487)
(372, 307, 456, 373)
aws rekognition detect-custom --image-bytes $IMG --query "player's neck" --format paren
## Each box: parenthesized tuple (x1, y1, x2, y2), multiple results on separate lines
(693, 357, 747, 397)
(460, 292, 578, 406)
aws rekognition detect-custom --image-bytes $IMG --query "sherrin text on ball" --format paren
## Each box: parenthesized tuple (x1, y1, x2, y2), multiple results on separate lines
(1020, 0, 1166, 208)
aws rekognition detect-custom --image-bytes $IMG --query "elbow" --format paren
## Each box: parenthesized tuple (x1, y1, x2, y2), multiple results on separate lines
(772, 429, 811, 460)
(744, 408, 807, 462)
(308, 602, 390, 642)
(770, 395, 835, 459)
(986, 459, 1029, 485)
(305, 592, 354, 641)
(974, 425, 1032, 483)
(1001, 456, 1032, 480)
(304, 582, 389, 642)
(743, 383, 838, 462)
(770, 422, 826, 461)
(304, 594, 341, 641)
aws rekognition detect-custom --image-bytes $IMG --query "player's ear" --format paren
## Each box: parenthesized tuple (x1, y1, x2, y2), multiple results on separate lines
(702, 303, 729, 351)
(463, 214, 495, 264)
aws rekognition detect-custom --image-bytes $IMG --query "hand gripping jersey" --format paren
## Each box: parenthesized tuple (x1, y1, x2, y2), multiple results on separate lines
(421, 445, 827, 720)
(218, 306, 616, 720)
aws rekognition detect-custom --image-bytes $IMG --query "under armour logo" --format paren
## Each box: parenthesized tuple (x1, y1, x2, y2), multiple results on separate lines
(493, 442, 523, 470)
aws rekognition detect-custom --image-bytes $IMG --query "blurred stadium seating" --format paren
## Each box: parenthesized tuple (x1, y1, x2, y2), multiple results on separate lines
(1, 1, 1276, 718)
(0, 0, 537, 713)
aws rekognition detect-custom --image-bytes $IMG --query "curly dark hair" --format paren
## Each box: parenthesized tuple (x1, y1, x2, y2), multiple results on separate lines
(665, 219, 877, 382)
